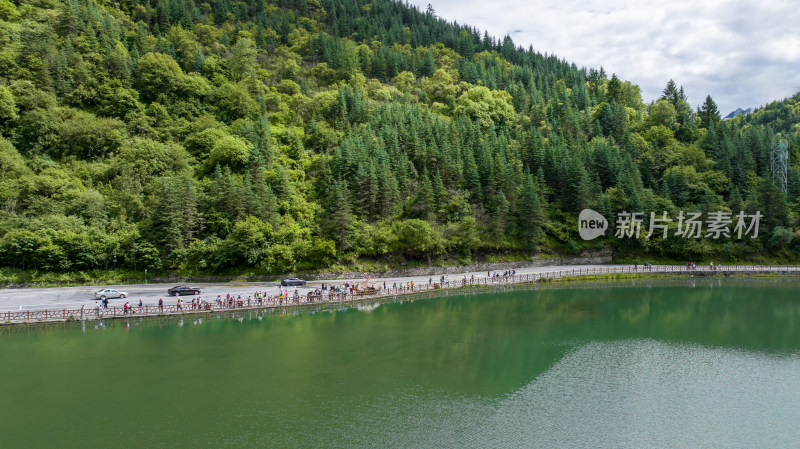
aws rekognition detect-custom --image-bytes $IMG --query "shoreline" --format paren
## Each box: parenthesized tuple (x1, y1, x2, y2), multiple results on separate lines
(0, 262, 626, 313)
(3, 264, 800, 326)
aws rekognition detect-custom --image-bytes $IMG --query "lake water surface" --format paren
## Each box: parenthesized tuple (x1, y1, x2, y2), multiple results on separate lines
(2, 279, 799, 448)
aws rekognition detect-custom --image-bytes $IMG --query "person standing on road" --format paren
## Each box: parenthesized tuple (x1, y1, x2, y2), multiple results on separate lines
(177, 297, 182, 311)
(158, 297, 163, 312)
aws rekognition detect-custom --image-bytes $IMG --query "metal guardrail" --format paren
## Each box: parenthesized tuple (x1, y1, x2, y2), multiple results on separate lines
(3, 265, 799, 325)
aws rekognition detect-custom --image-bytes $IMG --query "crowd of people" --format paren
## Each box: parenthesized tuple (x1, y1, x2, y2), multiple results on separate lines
(89, 272, 530, 317)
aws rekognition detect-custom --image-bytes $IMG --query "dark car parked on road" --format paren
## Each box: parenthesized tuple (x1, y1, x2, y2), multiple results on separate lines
(168, 286, 201, 296)
(281, 278, 306, 286)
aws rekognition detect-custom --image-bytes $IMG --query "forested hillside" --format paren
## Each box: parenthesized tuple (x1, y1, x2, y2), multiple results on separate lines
(0, 0, 799, 277)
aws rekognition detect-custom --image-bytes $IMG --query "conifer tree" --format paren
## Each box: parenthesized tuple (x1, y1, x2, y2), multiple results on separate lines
(432, 171, 446, 217)
(699, 95, 721, 129)
(517, 173, 546, 248)
(411, 171, 435, 221)
(490, 190, 510, 241)
(326, 180, 354, 251)
(377, 162, 400, 218)
(230, 37, 258, 81)
(420, 50, 436, 77)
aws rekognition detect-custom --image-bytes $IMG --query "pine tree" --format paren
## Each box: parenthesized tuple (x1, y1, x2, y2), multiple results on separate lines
(728, 187, 744, 214)
(146, 175, 202, 260)
(489, 190, 510, 241)
(432, 171, 446, 217)
(699, 95, 721, 129)
(411, 171, 435, 221)
(377, 162, 400, 218)
(326, 181, 355, 251)
(420, 50, 435, 78)
(516, 173, 545, 248)
(606, 74, 623, 104)
(462, 147, 482, 204)
(661, 79, 680, 104)
(426, 4, 436, 16)
(353, 161, 378, 220)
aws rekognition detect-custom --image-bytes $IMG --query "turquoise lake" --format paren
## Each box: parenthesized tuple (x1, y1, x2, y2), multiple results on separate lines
(1, 279, 799, 448)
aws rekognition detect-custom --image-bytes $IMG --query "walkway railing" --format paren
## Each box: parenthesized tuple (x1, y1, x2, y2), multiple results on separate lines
(3, 264, 799, 325)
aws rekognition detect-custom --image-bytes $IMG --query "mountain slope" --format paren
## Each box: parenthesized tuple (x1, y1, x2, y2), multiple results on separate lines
(728, 92, 800, 135)
(0, 0, 798, 277)
(724, 107, 751, 119)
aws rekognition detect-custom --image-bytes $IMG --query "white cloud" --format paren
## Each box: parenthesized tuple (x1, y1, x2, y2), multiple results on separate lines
(412, 0, 800, 114)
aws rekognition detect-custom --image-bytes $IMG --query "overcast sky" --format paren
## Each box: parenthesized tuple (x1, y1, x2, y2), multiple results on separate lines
(411, 0, 800, 115)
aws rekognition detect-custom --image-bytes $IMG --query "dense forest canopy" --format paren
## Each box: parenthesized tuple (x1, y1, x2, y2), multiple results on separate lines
(0, 0, 799, 275)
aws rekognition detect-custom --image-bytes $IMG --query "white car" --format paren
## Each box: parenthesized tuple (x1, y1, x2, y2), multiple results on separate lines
(94, 289, 127, 299)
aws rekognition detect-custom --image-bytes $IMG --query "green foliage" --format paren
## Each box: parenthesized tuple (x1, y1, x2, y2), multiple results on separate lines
(0, 1, 20, 22)
(135, 52, 210, 102)
(0, 84, 17, 126)
(230, 37, 258, 81)
(0, 137, 27, 177)
(394, 219, 443, 257)
(55, 110, 127, 159)
(454, 85, 515, 130)
(0, 0, 798, 276)
(208, 135, 253, 170)
(135, 52, 186, 101)
(226, 216, 273, 265)
(211, 82, 260, 123)
(699, 95, 720, 129)
(647, 100, 678, 130)
(112, 138, 193, 184)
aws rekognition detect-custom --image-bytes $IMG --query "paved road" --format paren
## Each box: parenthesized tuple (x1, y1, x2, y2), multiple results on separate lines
(0, 264, 628, 312)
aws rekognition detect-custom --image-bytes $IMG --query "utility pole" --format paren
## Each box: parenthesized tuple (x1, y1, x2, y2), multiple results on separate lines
(771, 140, 789, 193)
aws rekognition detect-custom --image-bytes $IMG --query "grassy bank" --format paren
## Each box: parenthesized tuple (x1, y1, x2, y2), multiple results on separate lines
(0, 268, 148, 288)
